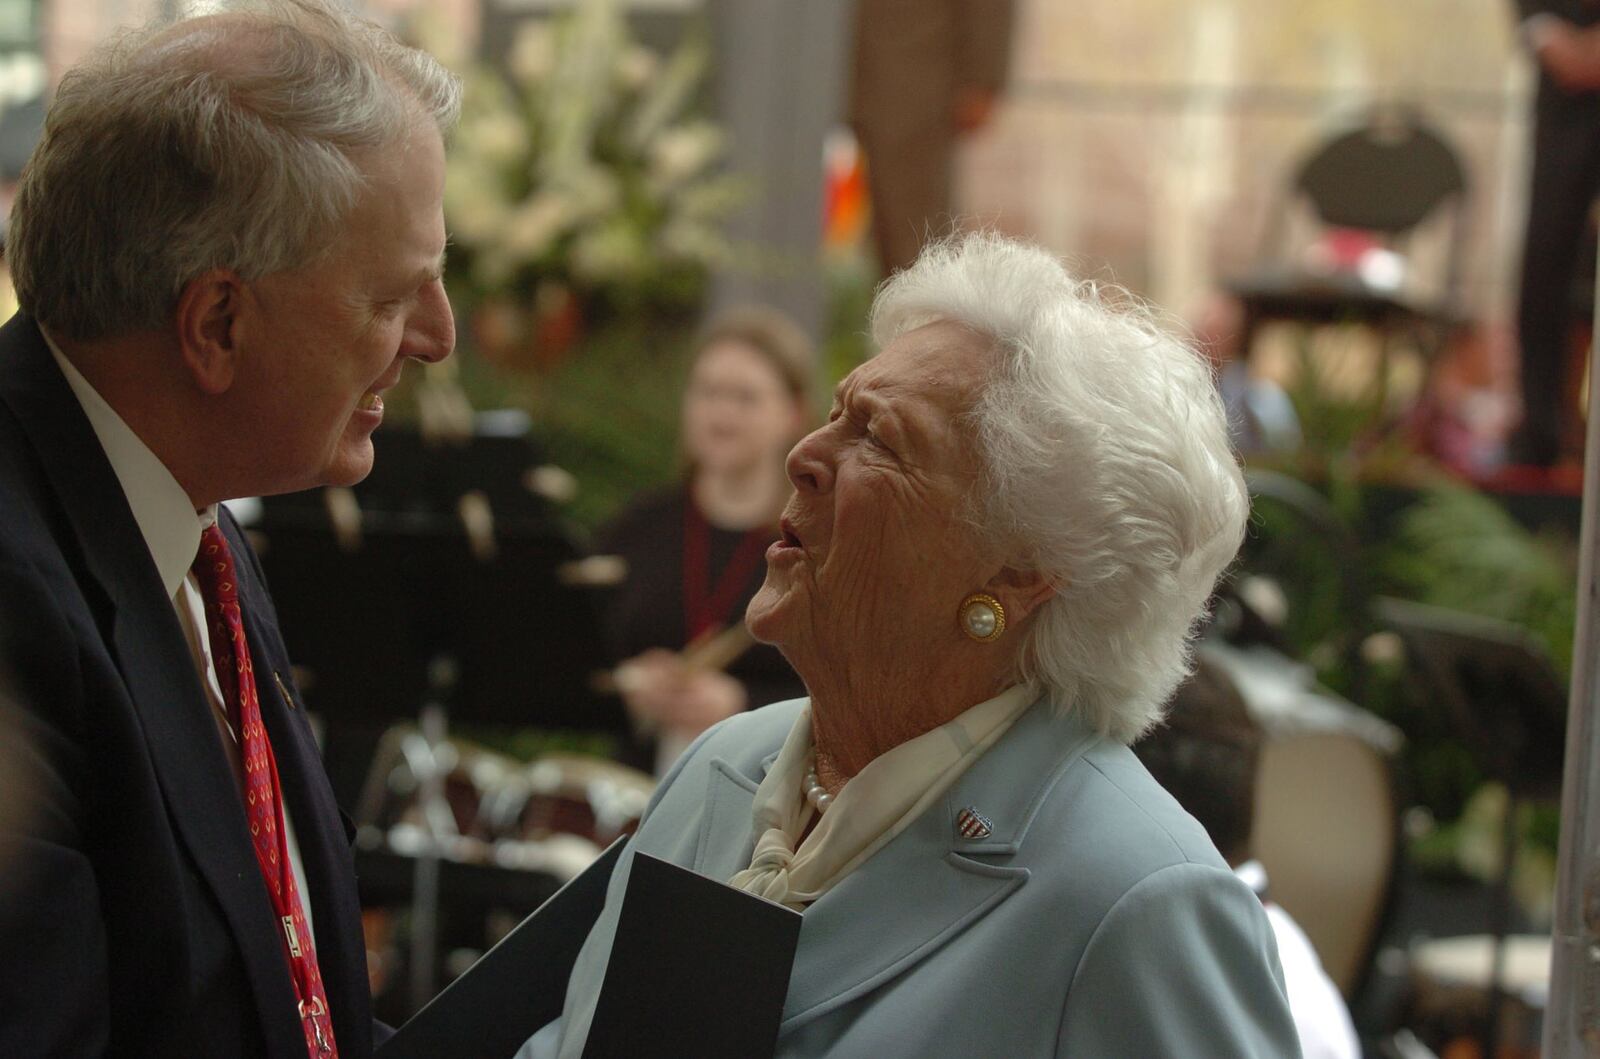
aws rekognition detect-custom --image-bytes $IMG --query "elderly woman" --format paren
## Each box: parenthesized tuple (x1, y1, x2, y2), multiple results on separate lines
(521, 234, 1298, 1057)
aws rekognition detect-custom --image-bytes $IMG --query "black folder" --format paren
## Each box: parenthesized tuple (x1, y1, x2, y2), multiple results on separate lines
(378, 846, 803, 1059)
(377, 838, 627, 1059)
(582, 854, 803, 1059)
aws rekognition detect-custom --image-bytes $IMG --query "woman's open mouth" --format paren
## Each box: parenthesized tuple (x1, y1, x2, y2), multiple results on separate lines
(768, 519, 804, 561)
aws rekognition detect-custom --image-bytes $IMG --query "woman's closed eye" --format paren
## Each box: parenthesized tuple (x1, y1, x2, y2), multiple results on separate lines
(829, 400, 895, 455)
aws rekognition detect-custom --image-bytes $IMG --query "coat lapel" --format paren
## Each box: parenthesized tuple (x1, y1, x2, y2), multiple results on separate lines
(0, 317, 305, 1055)
(653, 694, 1103, 1039)
(691, 754, 766, 881)
(778, 698, 1100, 1034)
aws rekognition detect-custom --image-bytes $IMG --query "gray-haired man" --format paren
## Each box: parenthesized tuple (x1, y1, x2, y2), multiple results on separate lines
(0, 2, 458, 1054)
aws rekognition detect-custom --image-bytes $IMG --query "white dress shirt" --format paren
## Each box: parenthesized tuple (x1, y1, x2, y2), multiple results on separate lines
(1235, 860, 1360, 1059)
(45, 334, 316, 944)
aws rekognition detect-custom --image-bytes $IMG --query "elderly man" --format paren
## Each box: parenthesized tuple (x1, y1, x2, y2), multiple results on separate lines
(0, 2, 458, 1054)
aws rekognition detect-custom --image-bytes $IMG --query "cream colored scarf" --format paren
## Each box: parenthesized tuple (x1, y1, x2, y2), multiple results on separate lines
(728, 684, 1036, 910)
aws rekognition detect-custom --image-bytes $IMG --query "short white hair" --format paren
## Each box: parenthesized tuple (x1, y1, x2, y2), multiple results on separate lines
(871, 233, 1247, 743)
(8, 0, 462, 341)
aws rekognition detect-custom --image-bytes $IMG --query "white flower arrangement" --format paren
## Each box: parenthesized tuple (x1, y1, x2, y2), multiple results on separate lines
(432, 0, 743, 311)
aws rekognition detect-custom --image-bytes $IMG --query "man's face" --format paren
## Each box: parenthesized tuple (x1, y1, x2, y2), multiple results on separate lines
(234, 121, 454, 495)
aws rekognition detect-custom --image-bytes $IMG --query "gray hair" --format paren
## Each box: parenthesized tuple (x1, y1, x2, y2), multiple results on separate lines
(871, 233, 1248, 744)
(8, 0, 462, 341)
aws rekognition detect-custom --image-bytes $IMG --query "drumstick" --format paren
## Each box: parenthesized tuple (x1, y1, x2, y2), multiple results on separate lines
(680, 622, 758, 673)
(598, 622, 759, 697)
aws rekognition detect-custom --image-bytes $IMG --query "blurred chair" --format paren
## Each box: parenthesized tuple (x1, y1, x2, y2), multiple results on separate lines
(1205, 638, 1404, 1003)
(1256, 726, 1401, 997)
(1406, 934, 1550, 1059)
(1214, 469, 1405, 1003)
(1228, 105, 1469, 400)
(1374, 597, 1566, 1059)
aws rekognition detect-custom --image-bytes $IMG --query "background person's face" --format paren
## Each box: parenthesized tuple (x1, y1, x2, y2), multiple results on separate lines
(232, 122, 455, 496)
(681, 339, 803, 476)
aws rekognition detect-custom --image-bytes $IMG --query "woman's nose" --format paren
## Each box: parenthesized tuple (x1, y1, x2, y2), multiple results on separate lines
(786, 427, 834, 494)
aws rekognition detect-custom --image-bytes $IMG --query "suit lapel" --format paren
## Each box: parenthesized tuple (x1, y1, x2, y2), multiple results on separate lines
(691, 755, 765, 880)
(778, 699, 1099, 1033)
(0, 317, 305, 1054)
(778, 799, 1027, 1032)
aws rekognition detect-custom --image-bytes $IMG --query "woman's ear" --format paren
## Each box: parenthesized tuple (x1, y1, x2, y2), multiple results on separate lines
(986, 564, 1058, 624)
(174, 269, 245, 396)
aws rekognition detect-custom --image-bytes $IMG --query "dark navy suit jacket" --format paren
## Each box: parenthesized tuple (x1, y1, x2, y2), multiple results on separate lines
(0, 314, 375, 1056)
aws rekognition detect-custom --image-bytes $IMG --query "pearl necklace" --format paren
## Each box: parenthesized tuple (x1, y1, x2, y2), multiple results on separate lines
(803, 762, 834, 814)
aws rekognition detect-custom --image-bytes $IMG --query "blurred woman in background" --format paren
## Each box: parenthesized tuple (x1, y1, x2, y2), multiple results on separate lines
(600, 307, 812, 774)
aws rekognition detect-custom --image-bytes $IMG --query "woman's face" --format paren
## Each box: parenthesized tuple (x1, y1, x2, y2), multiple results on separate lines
(747, 322, 1004, 675)
(681, 340, 804, 476)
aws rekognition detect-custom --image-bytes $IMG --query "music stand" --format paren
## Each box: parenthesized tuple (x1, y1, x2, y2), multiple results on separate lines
(267, 423, 569, 532)
(257, 514, 624, 730)
(256, 486, 628, 1011)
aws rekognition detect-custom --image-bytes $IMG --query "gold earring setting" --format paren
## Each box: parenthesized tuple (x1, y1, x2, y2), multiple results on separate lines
(959, 593, 1006, 643)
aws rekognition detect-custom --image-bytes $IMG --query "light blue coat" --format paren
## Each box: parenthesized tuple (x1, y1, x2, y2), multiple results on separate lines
(521, 696, 1302, 1058)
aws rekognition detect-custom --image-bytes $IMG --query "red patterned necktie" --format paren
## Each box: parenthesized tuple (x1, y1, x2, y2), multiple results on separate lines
(192, 523, 338, 1058)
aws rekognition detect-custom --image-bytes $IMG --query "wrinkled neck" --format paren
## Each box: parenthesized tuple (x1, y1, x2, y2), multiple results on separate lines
(803, 656, 1014, 793)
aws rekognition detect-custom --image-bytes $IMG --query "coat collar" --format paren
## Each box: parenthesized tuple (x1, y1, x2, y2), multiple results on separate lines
(38, 325, 205, 600)
(0, 315, 308, 1055)
(693, 695, 1100, 1033)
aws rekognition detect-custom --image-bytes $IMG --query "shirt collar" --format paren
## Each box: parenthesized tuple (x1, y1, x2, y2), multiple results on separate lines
(730, 684, 1037, 909)
(42, 328, 214, 600)
(1234, 858, 1269, 897)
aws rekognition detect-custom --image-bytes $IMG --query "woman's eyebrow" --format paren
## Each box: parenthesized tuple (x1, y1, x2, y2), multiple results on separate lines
(852, 390, 916, 445)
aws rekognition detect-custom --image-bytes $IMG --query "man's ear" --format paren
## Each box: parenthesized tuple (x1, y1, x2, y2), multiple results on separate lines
(174, 269, 246, 395)
(985, 564, 1058, 624)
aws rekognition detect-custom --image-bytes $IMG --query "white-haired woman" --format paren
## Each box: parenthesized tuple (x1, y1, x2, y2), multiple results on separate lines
(521, 234, 1299, 1058)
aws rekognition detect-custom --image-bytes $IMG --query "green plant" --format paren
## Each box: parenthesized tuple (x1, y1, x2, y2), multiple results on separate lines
(528, 322, 692, 533)
(1381, 483, 1578, 676)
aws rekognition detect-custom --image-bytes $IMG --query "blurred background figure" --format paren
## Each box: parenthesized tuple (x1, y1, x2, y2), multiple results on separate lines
(600, 307, 811, 774)
(850, 0, 1015, 275)
(1507, 0, 1600, 468)
(1136, 658, 1362, 1059)
(1191, 291, 1304, 456)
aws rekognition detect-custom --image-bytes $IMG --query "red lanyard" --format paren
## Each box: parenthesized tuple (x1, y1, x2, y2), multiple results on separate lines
(193, 526, 335, 1057)
(682, 499, 772, 641)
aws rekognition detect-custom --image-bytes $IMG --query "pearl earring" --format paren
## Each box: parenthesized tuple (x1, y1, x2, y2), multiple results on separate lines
(959, 593, 1006, 643)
